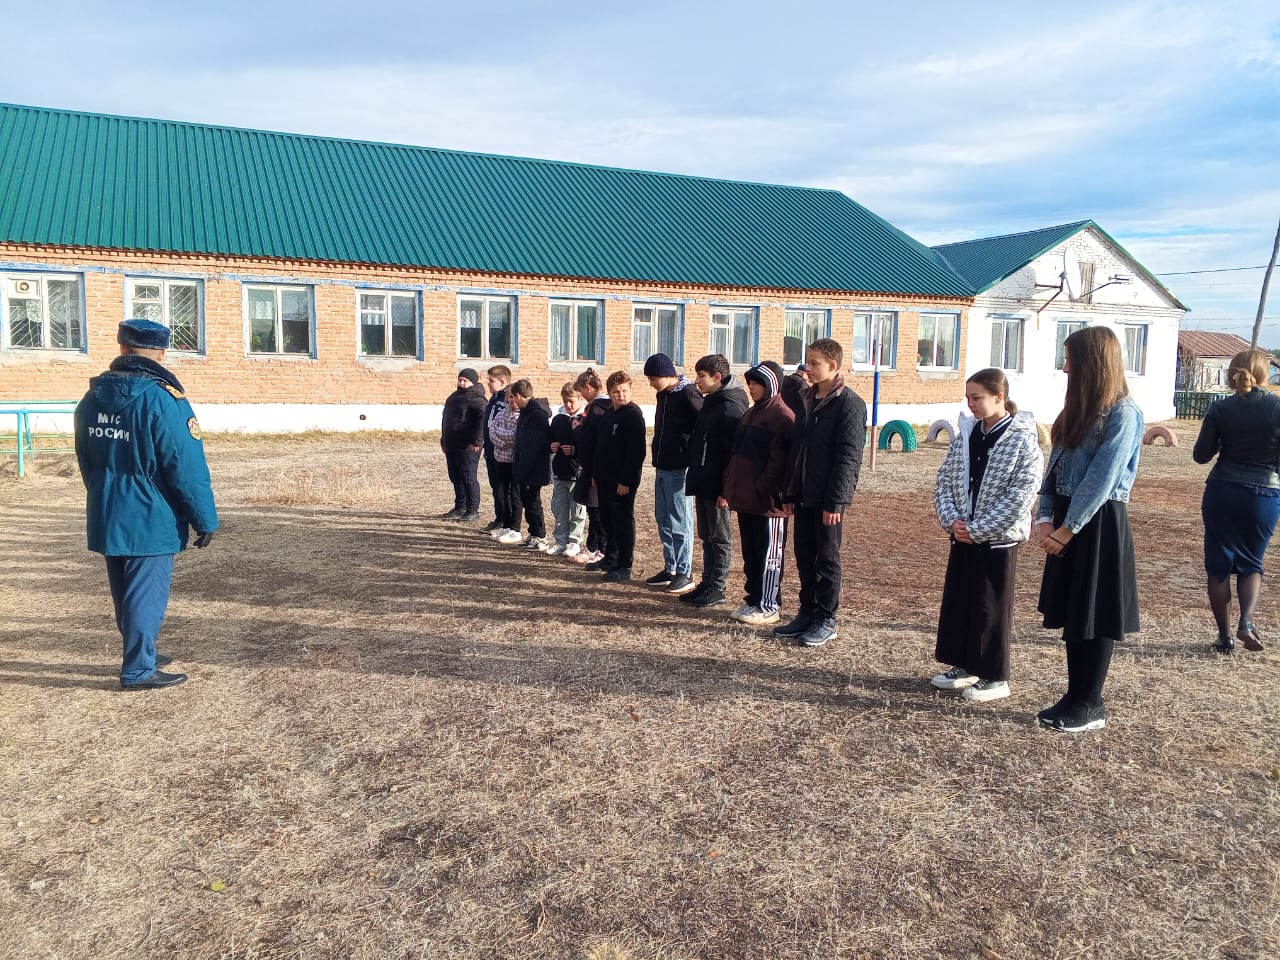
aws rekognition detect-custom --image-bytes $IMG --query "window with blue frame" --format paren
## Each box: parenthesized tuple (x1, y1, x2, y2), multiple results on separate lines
(458, 295, 514, 361)
(710, 306, 758, 366)
(549, 299, 602, 363)
(632, 304, 682, 363)
(3, 272, 84, 350)
(852, 311, 897, 368)
(783, 309, 828, 366)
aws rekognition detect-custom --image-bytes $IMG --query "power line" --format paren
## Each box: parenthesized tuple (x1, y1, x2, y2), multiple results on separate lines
(1157, 265, 1268, 276)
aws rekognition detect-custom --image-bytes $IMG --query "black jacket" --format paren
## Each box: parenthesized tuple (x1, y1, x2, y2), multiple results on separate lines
(512, 398, 553, 487)
(785, 382, 866, 512)
(594, 402, 647, 490)
(651, 378, 703, 470)
(571, 396, 613, 491)
(549, 409, 583, 481)
(441, 383, 487, 452)
(684, 377, 750, 498)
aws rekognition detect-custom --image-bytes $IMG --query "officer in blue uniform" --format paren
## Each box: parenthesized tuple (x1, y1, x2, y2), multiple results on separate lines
(75, 319, 219, 690)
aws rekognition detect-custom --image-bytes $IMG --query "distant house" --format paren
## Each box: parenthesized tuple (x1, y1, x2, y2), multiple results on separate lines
(0, 102, 974, 433)
(934, 221, 1186, 424)
(1177, 331, 1279, 390)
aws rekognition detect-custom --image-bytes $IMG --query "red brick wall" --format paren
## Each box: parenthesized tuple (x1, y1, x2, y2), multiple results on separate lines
(0, 243, 970, 406)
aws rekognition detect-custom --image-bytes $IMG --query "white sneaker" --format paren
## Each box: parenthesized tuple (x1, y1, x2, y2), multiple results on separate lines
(489, 527, 511, 540)
(547, 543, 567, 556)
(562, 543, 580, 558)
(729, 603, 754, 621)
(739, 607, 781, 625)
(930, 667, 979, 690)
(497, 529, 523, 544)
(961, 680, 1010, 702)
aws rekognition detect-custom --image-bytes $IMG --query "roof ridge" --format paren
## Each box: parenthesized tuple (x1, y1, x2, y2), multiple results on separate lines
(932, 220, 1093, 250)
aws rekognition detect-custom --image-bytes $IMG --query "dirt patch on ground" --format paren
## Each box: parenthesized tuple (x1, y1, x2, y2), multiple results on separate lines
(1, 426, 1277, 959)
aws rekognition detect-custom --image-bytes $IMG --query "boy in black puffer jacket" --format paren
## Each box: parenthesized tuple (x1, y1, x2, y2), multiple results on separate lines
(440, 368, 487, 520)
(510, 379, 554, 551)
(776, 338, 866, 648)
(683, 354, 750, 608)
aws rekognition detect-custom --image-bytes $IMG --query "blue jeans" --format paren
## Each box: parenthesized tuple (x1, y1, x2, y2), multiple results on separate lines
(105, 554, 175, 684)
(654, 468, 694, 575)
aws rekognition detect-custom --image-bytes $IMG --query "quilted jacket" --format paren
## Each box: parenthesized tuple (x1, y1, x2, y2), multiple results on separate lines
(934, 413, 1043, 544)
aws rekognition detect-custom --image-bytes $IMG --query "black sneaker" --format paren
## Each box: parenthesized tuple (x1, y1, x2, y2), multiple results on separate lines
(603, 568, 632, 582)
(120, 670, 188, 690)
(440, 508, 465, 520)
(1036, 694, 1074, 728)
(666, 574, 696, 595)
(584, 558, 611, 572)
(645, 570, 676, 586)
(688, 588, 726, 608)
(773, 611, 815, 639)
(796, 617, 837, 647)
(483, 519, 502, 532)
(1048, 701, 1106, 733)
(678, 582, 710, 604)
(459, 511, 481, 523)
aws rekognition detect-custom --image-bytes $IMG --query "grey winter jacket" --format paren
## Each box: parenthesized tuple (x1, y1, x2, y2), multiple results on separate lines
(935, 413, 1043, 544)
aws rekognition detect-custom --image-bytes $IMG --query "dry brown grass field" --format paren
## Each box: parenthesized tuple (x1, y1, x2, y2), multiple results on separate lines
(1, 426, 1277, 960)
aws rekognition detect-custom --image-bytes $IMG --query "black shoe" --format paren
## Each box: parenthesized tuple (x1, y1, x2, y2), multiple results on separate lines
(603, 568, 632, 582)
(121, 670, 188, 691)
(459, 511, 481, 523)
(796, 617, 837, 647)
(156, 654, 174, 667)
(645, 569, 675, 586)
(688, 588, 726, 608)
(584, 558, 610, 572)
(666, 573, 696, 595)
(440, 508, 465, 520)
(1036, 694, 1074, 727)
(1212, 636, 1235, 654)
(1047, 700, 1106, 733)
(773, 611, 815, 639)
(483, 519, 502, 532)
(1239, 622, 1264, 652)
(678, 583, 710, 604)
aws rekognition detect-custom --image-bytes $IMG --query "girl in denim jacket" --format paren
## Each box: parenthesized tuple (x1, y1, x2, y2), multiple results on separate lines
(1034, 327, 1143, 733)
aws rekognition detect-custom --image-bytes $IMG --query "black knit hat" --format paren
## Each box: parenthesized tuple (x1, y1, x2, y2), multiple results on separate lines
(117, 318, 171, 350)
(642, 353, 677, 378)
(458, 368, 481, 386)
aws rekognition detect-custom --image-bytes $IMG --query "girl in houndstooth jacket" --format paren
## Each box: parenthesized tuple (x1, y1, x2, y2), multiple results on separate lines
(929, 369, 1044, 704)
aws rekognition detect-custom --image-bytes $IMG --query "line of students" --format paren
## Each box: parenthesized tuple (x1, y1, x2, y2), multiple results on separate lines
(442, 326, 1151, 732)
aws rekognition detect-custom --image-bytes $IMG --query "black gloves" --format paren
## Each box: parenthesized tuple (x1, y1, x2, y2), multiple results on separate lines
(194, 530, 215, 549)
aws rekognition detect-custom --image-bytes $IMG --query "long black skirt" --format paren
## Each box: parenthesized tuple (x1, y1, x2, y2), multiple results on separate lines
(935, 541, 1018, 681)
(1038, 496, 1139, 642)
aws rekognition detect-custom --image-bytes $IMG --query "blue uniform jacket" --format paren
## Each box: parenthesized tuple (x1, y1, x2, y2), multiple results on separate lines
(75, 360, 219, 556)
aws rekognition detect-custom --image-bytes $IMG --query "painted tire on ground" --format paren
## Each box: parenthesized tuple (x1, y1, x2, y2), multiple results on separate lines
(925, 419, 956, 443)
(1142, 425, 1178, 447)
(877, 419, 918, 452)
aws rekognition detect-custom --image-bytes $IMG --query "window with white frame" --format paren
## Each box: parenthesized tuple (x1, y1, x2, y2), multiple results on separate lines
(127, 278, 202, 353)
(458, 296, 514, 360)
(632, 304, 682, 363)
(1121, 324, 1148, 375)
(1054, 319, 1086, 370)
(852, 311, 897, 367)
(549, 299, 602, 363)
(246, 285, 313, 355)
(359, 290, 418, 358)
(989, 316, 1024, 371)
(3, 273, 84, 350)
(783, 309, 827, 366)
(917, 313, 959, 369)
(709, 306, 758, 366)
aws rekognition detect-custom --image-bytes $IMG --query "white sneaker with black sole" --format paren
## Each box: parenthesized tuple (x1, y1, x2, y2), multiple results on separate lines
(930, 667, 979, 691)
(961, 679, 1010, 702)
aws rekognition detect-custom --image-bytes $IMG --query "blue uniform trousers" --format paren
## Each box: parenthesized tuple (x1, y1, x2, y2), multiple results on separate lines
(105, 554, 174, 684)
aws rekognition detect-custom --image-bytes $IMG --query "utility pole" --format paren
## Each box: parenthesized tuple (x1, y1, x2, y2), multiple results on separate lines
(1253, 215, 1280, 350)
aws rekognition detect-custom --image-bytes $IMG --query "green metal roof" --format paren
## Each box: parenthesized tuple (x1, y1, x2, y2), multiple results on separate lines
(0, 103, 971, 297)
(932, 219, 1186, 309)
(931, 221, 1094, 292)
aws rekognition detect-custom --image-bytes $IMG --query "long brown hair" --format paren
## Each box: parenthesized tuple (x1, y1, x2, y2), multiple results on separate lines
(966, 368, 1018, 416)
(1051, 326, 1129, 449)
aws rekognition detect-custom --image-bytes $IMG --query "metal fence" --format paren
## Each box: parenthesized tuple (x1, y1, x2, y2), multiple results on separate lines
(1173, 391, 1215, 419)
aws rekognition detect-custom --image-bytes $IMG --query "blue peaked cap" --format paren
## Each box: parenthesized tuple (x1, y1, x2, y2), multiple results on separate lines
(118, 318, 171, 350)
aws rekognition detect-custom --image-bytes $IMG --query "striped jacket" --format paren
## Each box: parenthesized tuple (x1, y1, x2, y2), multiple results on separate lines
(934, 413, 1043, 545)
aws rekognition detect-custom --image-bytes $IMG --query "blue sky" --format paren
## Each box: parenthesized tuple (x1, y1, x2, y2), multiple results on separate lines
(4, 0, 1278, 340)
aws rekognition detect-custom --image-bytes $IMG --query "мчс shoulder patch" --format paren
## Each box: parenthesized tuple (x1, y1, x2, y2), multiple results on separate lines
(187, 417, 202, 440)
